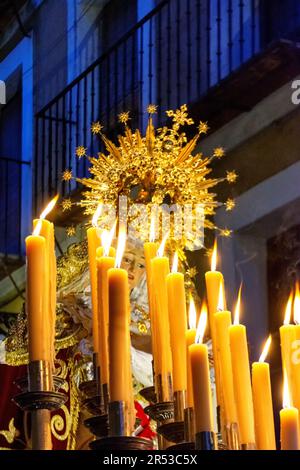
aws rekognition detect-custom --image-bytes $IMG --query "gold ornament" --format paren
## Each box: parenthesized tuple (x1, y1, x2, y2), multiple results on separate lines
(198, 121, 209, 134)
(61, 198, 72, 212)
(147, 104, 158, 114)
(76, 146, 86, 158)
(219, 228, 232, 237)
(213, 147, 225, 159)
(118, 111, 130, 124)
(226, 170, 238, 183)
(72, 104, 236, 246)
(62, 169, 73, 181)
(66, 226, 76, 237)
(91, 121, 103, 134)
(225, 198, 236, 211)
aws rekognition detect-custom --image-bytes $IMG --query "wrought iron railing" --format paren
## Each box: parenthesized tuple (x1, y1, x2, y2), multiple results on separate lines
(34, 0, 300, 213)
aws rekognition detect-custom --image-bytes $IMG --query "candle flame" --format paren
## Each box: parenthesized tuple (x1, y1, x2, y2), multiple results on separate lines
(149, 213, 156, 243)
(40, 194, 59, 220)
(188, 295, 197, 330)
(92, 203, 103, 227)
(234, 284, 242, 325)
(115, 224, 126, 268)
(259, 334, 272, 363)
(294, 282, 300, 325)
(211, 239, 217, 272)
(172, 252, 178, 273)
(157, 231, 169, 257)
(32, 219, 42, 236)
(284, 291, 293, 325)
(101, 220, 117, 257)
(217, 282, 225, 311)
(195, 301, 207, 344)
(283, 368, 292, 409)
(33, 194, 59, 236)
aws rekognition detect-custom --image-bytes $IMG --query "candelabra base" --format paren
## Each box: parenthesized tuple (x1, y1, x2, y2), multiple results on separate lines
(195, 431, 218, 450)
(167, 442, 195, 451)
(139, 386, 156, 404)
(157, 421, 184, 443)
(144, 402, 174, 423)
(241, 443, 256, 450)
(82, 395, 104, 416)
(79, 380, 98, 398)
(84, 414, 109, 438)
(89, 436, 153, 451)
(15, 375, 66, 393)
(13, 390, 67, 411)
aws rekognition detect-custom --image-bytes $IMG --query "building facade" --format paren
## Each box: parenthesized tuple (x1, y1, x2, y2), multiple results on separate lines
(1, 0, 300, 443)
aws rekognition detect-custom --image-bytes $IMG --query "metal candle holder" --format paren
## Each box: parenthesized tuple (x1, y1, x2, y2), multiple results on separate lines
(13, 360, 67, 450)
(224, 422, 240, 450)
(195, 431, 218, 450)
(184, 406, 195, 444)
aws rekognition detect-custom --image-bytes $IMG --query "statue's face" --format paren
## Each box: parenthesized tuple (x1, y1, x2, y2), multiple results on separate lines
(121, 246, 146, 291)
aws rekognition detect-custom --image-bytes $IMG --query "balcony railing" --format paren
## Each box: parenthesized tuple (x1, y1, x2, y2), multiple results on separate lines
(34, 0, 300, 214)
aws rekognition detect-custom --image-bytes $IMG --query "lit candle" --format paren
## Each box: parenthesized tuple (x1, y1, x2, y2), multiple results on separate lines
(189, 305, 214, 433)
(87, 204, 102, 352)
(96, 225, 116, 387)
(26, 195, 58, 364)
(143, 216, 159, 373)
(26, 223, 49, 362)
(280, 370, 300, 450)
(167, 252, 187, 394)
(108, 226, 133, 413)
(150, 233, 173, 401)
(280, 291, 295, 403)
(229, 286, 256, 447)
(205, 239, 225, 408)
(185, 296, 197, 408)
(292, 283, 300, 414)
(214, 284, 237, 426)
(252, 335, 276, 450)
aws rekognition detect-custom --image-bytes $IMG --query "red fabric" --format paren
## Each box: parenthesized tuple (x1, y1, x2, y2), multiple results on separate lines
(134, 400, 156, 440)
(0, 364, 27, 449)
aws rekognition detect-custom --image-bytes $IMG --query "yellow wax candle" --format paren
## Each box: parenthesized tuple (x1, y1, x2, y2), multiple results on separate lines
(87, 225, 101, 351)
(26, 233, 49, 362)
(186, 296, 197, 408)
(189, 308, 213, 433)
(280, 372, 300, 450)
(280, 408, 300, 450)
(214, 309, 237, 425)
(97, 251, 115, 386)
(150, 256, 172, 376)
(166, 253, 187, 393)
(280, 292, 295, 400)
(186, 328, 196, 408)
(33, 219, 56, 362)
(151, 238, 173, 400)
(144, 240, 159, 368)
(205, 239, 225, 408)
(229, 287, 255, 446)
(292, 285, 300, 413)
(32, 195, 58, 365)
(252, 336, 276, 450)
(108, 266, 131, 402)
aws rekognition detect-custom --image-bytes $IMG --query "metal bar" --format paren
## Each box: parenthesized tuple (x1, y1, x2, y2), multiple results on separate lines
(239, 0, 245, 63)
(35, 0, 170, 118)
(0, 156, 31, 165)
(48, 107, 52, 196)
(217, 0, 222, 82)
(228, 0, 233, 73)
